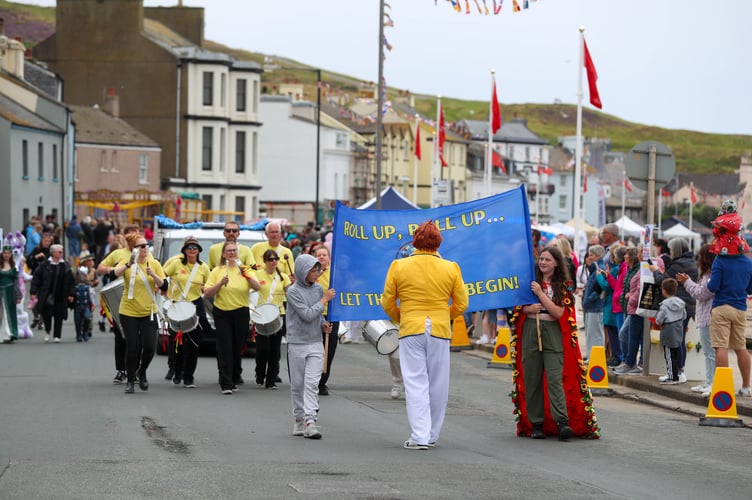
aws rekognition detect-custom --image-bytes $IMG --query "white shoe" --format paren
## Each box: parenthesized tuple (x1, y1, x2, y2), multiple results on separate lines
(678, 372, 687, 383)
(701, 388, 711, 397)
(281, 336, 287, 345)
(390, 385, 402, 399)
(304, 422, 322, 439)
(658, 374, 670, 382)
(293, 420, 305, 436)
(54, 338, 60, 343)
(691, 383, 710, 393)
(738, 386, 752, 397)
(475, 334, 489, 345)
(44, 334, 50, 343)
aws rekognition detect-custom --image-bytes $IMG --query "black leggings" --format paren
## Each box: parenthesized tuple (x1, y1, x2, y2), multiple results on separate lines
(120, 314, 158, 383)
(213, 307, 250, 391)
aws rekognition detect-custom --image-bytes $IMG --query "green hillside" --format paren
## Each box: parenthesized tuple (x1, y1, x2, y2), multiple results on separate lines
(3, 0, 750, 173)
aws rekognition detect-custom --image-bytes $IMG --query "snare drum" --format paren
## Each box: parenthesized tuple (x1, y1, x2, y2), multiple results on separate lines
(362, 320, 400, 355)
(251, 303, 283, 336)
(167, 301, 199, 333)
(100, 278, 124, 334)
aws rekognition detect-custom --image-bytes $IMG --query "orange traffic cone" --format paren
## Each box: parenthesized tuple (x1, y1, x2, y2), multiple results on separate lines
(699, 367, 744, 427)
(586, 346, 614, 396)
(450, 318, 472, 352)
(487, 311, 513, 369)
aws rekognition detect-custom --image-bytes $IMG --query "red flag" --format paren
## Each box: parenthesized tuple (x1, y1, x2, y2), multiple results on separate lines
(583, 171, 588, 193)
(583, 39, 602, 109)
(414, 124, 421, 160)
(438, 104, 447, 167)
(660, 187, 671, 197)
(690, 184, 697, 204)
(624, 177, 633, 193)
(491, 76, 501, 134)
(492, 150, 506, 173)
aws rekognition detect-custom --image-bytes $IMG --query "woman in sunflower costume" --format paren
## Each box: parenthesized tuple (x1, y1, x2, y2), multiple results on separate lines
(509, 245, 600, 440)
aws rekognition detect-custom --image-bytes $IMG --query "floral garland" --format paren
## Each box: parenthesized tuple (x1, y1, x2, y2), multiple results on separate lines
(508, 283, 601, 439)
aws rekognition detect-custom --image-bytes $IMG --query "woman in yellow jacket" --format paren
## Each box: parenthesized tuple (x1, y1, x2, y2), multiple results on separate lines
(113, 234, 167, 394)
(382, 222, 468, 450)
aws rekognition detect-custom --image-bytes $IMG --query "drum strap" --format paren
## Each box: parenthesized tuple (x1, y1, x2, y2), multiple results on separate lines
(133, 263, 161, 326)
(266, 273, 279, 305)
(180, 263, 200, 302)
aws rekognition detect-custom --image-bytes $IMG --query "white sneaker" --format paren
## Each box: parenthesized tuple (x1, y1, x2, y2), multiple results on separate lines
(475, 334, 489, 345)
(44, 334, 50, 343)
(281, 336, 287, 345)
(293, 420, 305, 436)
(304, 422, 322, 439)
(390, 385, 402, 399)
(701, 388, 711, 397)
(54, 338, 61, 343)
(678, 372, 687, 383)
(691, 383, 710, 393)
(738, 386, 752, 397)
(658, 374, 670, 382)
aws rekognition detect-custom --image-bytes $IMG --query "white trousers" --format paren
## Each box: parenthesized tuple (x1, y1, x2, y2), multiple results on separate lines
(288, 342, 324, 424)
(388, 349, 403, 385)
(399, 326, 450, 445)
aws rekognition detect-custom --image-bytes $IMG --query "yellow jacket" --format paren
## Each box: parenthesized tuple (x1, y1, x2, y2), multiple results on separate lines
(382, 250, 468, 339)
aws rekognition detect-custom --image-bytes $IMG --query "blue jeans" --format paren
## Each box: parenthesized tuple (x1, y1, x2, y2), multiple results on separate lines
(624, 314, 644, 367)
(698, 326, 716, 386)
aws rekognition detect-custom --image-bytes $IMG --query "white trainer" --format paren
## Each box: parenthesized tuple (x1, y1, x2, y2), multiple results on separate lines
(304, 422, 322, 439)
(691, 383, 710, 393)
(293, 421, 305, 436)
(390, 385, 402, 399)
(658, 374, 670, 382)
(475, 334, 489, 345)
(678, 372, 687, 383)
(738, 386, 752, 397)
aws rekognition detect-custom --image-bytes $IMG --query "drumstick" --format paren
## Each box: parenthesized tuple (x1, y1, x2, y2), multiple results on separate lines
(283, 254, 292, 275)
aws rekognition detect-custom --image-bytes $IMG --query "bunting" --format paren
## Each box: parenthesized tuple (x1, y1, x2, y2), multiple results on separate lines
(439, 0, 540, 15)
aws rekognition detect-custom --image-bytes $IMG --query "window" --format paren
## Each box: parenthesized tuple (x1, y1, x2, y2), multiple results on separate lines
(219, 128, 225, 172)
(38, 142, 44, 180)
(202, 127, 213, 171)
(252, 80, 259, 113)
(202, 72, 213, 106)
(336, 132, 347, 149)
(220, 73, 226, 108)
(202, 194, 213, 211)
(111, 151, 118, 172)
(100, 151, 108, 172)
(139, 154, 148, 183)
(236, 78, 247, 111)
(252, 131, 258, 175)
(235, 196, 245, 220)
(235, 131, 246, 173)
(52, 144, 58, 180)
(525, 147, 530, 161)
(559, 194, 567, 210)
(22, 140, 28, 179)
(559, 175, 567, 187)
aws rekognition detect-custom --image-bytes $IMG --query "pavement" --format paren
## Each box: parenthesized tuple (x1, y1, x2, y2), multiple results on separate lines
(473, 334, 752, 420)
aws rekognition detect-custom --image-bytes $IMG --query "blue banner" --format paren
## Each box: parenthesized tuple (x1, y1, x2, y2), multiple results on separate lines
(329, 185, 537, 321)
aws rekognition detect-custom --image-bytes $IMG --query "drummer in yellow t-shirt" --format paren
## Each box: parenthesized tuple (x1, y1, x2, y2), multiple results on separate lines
(207, 221, 256, 270)
(113, 233, 167, 394)
(253, 249, 292, 389)
(251, 222, 295, 279)
(162, 236, 211, 388)
(204, 241, 261, 395)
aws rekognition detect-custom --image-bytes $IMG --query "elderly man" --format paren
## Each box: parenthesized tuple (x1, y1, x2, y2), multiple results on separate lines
(599, 223, 621, 266)
(251, 222, 295, 277)
(30, 244, 76, 343)
(208, 221, 256, 270)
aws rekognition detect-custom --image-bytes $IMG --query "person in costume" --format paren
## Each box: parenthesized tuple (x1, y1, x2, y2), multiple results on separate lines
(113, 234, 167, 394)
(509, 245, 600, 440)
(382, 221, 469, 450)
(163, 236, 212, 388)
(203, 241, 261, 395)
(1, 244, 22, 343)
(253, 249, 291, 389)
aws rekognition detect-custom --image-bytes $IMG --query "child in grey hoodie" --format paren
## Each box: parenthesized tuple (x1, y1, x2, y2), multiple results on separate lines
(655, 278, 687, 384)
(286, 254, 335, 439)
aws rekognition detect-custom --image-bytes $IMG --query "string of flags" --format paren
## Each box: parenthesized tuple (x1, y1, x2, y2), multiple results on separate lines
(439, 0, 542, 15)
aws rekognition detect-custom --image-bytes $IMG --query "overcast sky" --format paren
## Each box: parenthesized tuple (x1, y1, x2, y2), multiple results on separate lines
(15, 0, 752, 135)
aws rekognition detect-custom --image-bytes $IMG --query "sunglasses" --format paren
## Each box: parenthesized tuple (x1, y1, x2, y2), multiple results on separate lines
(185, 245, 200, 250)
(224, 228, 239, 233)
(135, 244, 148, 249)
(266, 257, 280, 262)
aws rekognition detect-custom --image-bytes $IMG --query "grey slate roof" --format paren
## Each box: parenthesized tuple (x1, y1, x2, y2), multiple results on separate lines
(0, 92, 63, 133)
(455, 118, 549, 145)
(69, 105, 160, 148)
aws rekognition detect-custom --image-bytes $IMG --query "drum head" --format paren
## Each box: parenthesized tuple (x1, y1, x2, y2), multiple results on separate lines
(253, 303, 280, 323)
(167, 301, 196, 321)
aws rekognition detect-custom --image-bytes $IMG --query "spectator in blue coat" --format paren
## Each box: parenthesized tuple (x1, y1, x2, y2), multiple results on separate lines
(582, 245, 606, 360)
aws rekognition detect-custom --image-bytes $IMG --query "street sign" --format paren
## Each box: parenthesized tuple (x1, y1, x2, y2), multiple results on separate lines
(624, 141, 675, 191)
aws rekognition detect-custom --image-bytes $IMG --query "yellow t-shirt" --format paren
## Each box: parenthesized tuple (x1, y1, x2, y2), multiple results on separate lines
(254, 268, 292, 314)
(208, 242, 255, 270)
(118, 257, 166, 317)
(206, 264, 253, 311)
(100, 248, 131, 268)
(317, 267, 331, 315)
(251, 242, 295, 275)
(163, 258, 210, 302)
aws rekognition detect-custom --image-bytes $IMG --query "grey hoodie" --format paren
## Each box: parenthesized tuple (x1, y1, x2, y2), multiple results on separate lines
(656, 295, 686, 349)
(285, 254, 326, 344)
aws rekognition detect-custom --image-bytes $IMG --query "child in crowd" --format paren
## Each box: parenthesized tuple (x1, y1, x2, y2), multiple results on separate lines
(655, 278, 686, 384)
(285, 254, 335, 439)
(74, 264, 95, 342)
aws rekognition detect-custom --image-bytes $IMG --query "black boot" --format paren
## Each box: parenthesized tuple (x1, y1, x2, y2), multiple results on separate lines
(530, 423, 545, 439)
(557, 420, 574, 441)
(124, 382, 135, 394)
(138, 372, 149, 391)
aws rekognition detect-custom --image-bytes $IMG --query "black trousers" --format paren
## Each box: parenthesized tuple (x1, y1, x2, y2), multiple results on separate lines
(169, 298, 212, 384)
(42, 302, 68, 339)
(255, 316, 285, 387)
(319, 320, 340, 388)
(120, 314, 158, 383)
(113, 323, 126, 372)
(213, 307, 249, 391)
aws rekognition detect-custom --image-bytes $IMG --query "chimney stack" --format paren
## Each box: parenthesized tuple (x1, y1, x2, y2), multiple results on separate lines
(103, 87, 120, 118)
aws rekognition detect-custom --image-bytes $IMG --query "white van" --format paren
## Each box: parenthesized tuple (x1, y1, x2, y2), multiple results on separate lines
(153, 221, 267, 263)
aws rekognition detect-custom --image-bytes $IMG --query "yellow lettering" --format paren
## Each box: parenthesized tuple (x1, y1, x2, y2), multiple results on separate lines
(365, 293, 382, 306)
(372, 225, 396, 240)
(343, 221, 369, 240)
(339, 292, 362, 306)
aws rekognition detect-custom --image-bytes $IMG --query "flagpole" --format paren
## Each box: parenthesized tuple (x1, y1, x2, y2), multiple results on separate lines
(486, 70, 495, 197)
(431, 96, 441, 208)
(413, 115, 420, 205)
(573, 27, 585, 259)
(621, 169, 626, 242)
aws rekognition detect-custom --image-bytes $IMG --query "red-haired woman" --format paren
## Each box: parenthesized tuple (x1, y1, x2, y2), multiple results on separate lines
(382, 221, 468, 450)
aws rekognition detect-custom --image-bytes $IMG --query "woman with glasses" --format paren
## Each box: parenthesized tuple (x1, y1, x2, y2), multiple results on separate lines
(162, 236, 211, 388)
(253, 249, 292, 389)
(113, 234, 167, 394)
(204, 241, 261, 395)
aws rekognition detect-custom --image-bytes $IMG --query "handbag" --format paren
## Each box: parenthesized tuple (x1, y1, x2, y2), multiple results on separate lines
(636, 280, 660, 318)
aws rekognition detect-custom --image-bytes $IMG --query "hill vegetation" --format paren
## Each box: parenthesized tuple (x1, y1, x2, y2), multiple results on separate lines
(3, 0, 751, 173)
